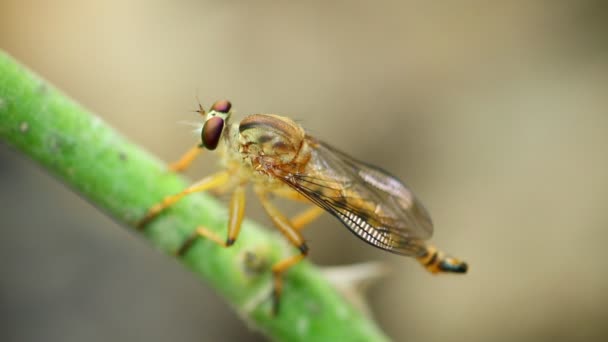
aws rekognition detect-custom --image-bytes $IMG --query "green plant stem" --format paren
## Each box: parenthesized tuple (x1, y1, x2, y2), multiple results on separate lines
(0, 51, 389, 342)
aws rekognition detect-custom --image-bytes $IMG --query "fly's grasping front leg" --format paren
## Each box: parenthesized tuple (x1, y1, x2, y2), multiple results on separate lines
(169, 143, 204, 172)
(255, 187, 309, 315)
(136, 170, 231, 229)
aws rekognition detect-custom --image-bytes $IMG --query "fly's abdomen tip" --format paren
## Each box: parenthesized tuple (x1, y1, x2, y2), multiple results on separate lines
(439, 259, 468, 274)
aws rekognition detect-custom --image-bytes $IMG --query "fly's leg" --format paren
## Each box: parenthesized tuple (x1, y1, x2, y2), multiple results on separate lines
(255, 187, 308, 315)
(268, 253, 306, 315)
(169, 144, 204, 172)
(290, 206, 325, 231)
(272, 187, 310, 203)
(137, 171, 231, 229)
(271, 187, 325, 230)
(209, 176, 242, 197)
(177, 185, 246, 256)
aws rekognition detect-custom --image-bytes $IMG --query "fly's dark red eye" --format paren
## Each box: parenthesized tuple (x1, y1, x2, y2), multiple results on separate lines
(201, 116, 224, 150)
(211, 100, 231, 113)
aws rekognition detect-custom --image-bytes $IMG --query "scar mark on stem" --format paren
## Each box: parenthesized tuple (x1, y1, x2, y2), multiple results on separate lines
(242, 250, 268, 276)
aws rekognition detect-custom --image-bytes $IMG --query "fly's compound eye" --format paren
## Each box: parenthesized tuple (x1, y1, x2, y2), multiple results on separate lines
(201, 116, 225, 150)
(211, 100, 231, 113)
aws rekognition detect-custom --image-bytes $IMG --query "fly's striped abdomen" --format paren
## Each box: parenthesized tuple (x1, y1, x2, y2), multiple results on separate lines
(417, 245, 468, 274)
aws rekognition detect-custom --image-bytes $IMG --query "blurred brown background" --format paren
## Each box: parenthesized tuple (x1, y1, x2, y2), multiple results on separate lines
(1, 1, 607, 341)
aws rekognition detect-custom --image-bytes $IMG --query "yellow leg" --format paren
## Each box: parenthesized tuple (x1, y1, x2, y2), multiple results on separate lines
(177, 185, 246, 256)
(272, 187, 311, 203)
(208, 176, 241, 197)
(271, 253, 306, 314)
(271, 187, 324, 230)
(169, 144, 204, 172)
(290, 205, 324, 231)
(137, 171, 230, 229)
(255, 187, 308, 314)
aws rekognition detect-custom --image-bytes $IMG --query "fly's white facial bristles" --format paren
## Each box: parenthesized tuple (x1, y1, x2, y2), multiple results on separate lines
(177, 120, 204, 135)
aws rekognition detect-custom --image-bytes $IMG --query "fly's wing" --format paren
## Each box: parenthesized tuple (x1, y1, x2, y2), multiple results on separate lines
(278, 137, 433, 256)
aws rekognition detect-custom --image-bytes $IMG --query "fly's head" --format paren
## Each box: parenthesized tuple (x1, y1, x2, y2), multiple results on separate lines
(238, 114, 305, 171)
(197, 100, 232, 151)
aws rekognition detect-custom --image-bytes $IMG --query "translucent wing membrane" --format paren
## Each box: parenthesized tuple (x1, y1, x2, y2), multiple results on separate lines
(279, 137, 434, 256)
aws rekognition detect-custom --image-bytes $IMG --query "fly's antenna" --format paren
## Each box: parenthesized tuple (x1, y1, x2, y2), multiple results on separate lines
(194, 95, 206, 116)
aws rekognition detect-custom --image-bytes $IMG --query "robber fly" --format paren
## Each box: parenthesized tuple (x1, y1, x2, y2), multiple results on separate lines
(137, 100, 468, 313)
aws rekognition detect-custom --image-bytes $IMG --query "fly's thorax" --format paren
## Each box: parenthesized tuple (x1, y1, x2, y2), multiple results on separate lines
(238, 114, 309, 171)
